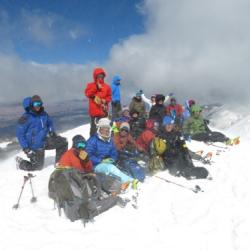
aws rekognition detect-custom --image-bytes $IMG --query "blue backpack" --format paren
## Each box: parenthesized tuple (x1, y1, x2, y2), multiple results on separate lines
(120, 159, 145, 182)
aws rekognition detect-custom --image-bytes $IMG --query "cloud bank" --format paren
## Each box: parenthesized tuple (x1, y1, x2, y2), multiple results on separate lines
(1, 0, 250, 105)
(106, 0, 250, 104)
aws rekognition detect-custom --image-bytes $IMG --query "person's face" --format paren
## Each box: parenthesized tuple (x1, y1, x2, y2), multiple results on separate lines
(99, 127, 111, 138)
(151, 97, 156, 103)
(158, 100, 163, 105)
(120, 128, 129, 136)
(32, 101, 43, 112)
(123, 110, 130, 117)
(170, 100, 176, 106)
(193, 111, 201, 118)
(164, 124, 174, 132)
(132, 113, 138, 118)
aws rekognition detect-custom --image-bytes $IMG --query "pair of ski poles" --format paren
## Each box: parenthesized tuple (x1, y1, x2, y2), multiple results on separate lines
(13, 173, 37, 209)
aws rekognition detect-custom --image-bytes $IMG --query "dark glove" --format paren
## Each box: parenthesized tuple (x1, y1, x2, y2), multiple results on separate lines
(168, 92, 174, 97)
(23, 148, 35, 158)
(139, 89, 143, 94)
(204, 119, 210, 125)
(49, 131, 57, 138)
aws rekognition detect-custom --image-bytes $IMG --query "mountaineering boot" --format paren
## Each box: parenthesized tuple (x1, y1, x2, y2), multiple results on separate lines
(116, 196, 129, 208)
(132, 179, 139, 190)
(15, 156, 24, 169)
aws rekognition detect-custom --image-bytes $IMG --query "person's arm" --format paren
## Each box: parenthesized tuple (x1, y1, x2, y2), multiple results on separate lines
(85, 137, 103, 166)
(16, 115, 30, 150)
(141, 93, 152, 107)
(110, 141, 118, 162)
(103, 84, 112, 104)
(85, 83, 98, 98)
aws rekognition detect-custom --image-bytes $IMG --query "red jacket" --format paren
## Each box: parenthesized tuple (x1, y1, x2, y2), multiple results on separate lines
(136, 129, 155, 153)
(84, 68, 112, 117)
(165, 104, 183, 118)
(59, 148, 93, 172)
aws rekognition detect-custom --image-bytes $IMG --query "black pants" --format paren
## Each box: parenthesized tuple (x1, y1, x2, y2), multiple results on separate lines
(191, 131, 229, 143)
(111, 101, 121, 119)
(19, 135, 68, 171)
(164, 153, 209, 179)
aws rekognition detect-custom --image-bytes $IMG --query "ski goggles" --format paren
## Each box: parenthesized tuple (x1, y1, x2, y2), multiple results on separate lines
(76, 142, 86, 149)
(32, 101, 43, 107)
(120, 127, 129, 133)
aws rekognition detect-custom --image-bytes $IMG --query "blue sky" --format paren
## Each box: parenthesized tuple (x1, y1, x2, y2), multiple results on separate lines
(0, 0, 144, 64)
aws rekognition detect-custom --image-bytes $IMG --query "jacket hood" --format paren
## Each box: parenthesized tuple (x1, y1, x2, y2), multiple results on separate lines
(22, 97, 32, 111)
(112, 75, 121, 85)
(93, 68, 106, 81)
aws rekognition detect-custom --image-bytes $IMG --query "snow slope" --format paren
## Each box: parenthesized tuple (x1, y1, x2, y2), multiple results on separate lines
(0, 108, 250, 250)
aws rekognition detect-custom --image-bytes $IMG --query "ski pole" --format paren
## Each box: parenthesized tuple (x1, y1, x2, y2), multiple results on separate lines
(13, 175, 29, 209)
(27, 173, 37, 203)
(155, 176, 203, 193)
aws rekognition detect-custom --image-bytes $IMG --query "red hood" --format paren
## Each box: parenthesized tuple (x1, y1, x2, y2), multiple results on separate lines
(93, 68, 106, 82)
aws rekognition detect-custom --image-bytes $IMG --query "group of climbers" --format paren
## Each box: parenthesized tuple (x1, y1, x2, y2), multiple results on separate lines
(15, 67, 237, 222)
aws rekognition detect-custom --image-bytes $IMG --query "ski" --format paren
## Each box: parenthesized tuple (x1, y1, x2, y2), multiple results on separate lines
(155, 175, 204, 193)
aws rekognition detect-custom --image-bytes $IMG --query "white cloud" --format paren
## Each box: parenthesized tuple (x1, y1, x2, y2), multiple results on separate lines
(1, 0, 250, 105)
(0, 54, 96, 103)
(105, 0, 250, 104)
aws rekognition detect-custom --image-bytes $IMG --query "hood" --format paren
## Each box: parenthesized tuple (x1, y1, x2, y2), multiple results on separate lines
(112, 75, 121, 85)
(22, 97, 31, 111)
(93, 68, 106, 82)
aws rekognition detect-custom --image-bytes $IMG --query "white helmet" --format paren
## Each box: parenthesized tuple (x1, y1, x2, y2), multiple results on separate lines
(97, 118, 112, 140)
(97, 118, 111, 128)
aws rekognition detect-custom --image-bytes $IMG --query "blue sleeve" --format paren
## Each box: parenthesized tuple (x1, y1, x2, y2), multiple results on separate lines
(110, 140, 118, 161)
(48, 116, 54, 132)
(86, 137, 103, 166)
(16, 114, 30, 149)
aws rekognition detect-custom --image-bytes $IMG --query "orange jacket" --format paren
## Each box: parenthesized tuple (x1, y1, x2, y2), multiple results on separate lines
(59, 148, 93, 172)
(84, 68, 112, 117)
(113, 133, 143, 151)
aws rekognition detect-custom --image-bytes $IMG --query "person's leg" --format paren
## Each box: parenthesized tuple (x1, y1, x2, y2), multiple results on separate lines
(94, 163, 134, 183)
(208, 131, 229, 143)
(45, 135, 68, 163)
(191, 133, 210, 142)
(18, 149, 45, 171)
(90, 117, 97, 137)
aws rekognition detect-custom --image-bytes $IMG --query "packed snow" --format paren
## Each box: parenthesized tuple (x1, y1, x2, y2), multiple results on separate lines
(0, 107, 250, 250)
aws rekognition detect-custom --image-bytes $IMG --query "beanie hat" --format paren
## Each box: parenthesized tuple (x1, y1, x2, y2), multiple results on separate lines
(163, 116, 175, 125)
(135, 91, 142, 97)
(120, 122, 130, 132)
(72, 135, 86, 149)
(155, 94, 165, 103)
(97, 117, 111, 128)
(31, 95, 42, 104)
(188, 99, 196, 107)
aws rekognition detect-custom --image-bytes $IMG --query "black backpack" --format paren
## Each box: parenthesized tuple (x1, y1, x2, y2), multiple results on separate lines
(48, 168, 117, 222)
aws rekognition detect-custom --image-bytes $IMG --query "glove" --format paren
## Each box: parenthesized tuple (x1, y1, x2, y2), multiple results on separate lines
(102, 158, 115, 164)
(139, 89, 143, 94)
(168, 92, 174, 97)
(49, 131, 57, 138)
(94, 95, 102, 105)
(23, 148, 35, 158)
(79, 150, 88, 161)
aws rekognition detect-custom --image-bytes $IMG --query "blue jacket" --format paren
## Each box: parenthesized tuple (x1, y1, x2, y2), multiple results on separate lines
(16, 108, 54, 150)
(86, 134, 118, 167)
(111, 75, 121, 102)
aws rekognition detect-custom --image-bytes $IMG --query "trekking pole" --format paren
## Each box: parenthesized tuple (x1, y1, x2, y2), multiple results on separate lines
(205, 142, 228, 150)
(27, 173, 37, 203)
(155, 176, 203, 193)
(13, 175, 29, 209)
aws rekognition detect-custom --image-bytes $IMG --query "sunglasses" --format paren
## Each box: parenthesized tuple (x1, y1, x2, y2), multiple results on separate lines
(76, 142, 86, 149)
(120, 128, 129, 133)
(32, 101, 43, 107)
(96, 74, 105, 79)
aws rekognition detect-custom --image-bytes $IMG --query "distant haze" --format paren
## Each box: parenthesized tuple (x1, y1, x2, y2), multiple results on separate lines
(1, 0, 250, 105)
